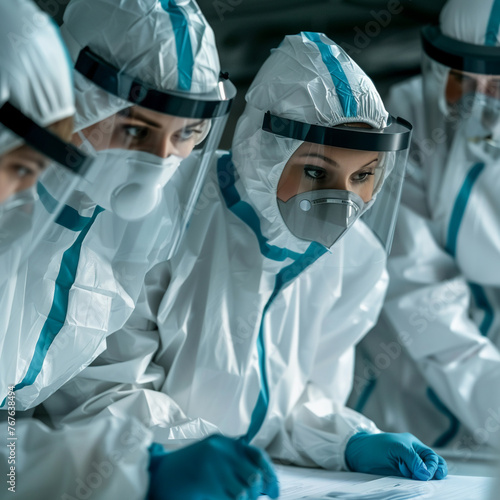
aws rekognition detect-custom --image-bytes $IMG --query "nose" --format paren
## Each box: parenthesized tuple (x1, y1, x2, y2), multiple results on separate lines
(151, 136, 180, 159)
(330, 176, 350, 192)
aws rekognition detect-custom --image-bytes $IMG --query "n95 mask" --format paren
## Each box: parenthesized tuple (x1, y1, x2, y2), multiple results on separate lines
(78, 145, 182, 221)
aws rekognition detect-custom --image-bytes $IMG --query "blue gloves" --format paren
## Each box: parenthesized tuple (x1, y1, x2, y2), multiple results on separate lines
(148, 435, 280, 500)
(345, 432, 448, 481)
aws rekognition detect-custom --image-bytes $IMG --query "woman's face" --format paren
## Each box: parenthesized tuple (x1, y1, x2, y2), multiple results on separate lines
(446, 69, 500, 105)
(277, 141, 379, 204)
(0, 145, 49, 204)
(0, 115, 73, 205)
(77, 105, 208, 158)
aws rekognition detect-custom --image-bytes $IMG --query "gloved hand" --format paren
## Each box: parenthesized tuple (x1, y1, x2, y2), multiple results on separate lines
(148, 434, 280, 500)
(345, 432, 448, 481)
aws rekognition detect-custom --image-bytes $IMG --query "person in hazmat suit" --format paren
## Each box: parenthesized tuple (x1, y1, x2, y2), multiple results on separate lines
(349, 0, 500, 458)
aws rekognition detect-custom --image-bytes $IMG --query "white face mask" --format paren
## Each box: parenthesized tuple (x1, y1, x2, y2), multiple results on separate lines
(0, 185, 36, 216)
(0, 186, 37, 286)
(77, 134, 183, 220)
(0, 186, 36, 241)
(462, 94, 500, 147)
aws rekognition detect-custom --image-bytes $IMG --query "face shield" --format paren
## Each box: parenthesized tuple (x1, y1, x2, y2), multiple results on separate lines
(0, 101, 91, 287)
(71, 46, 236, 223)
(422, 25, 500, 152)
(265, 112, 412, 252)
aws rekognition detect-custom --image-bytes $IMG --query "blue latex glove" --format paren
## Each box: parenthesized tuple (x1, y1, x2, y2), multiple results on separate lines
(345, 432, 448, 481)
(147, 435, 280, 500)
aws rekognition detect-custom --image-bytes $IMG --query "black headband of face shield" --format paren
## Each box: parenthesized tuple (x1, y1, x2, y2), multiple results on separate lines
(75, 46, 234, 119)
(0, 102, 90, 175)
(422, 25, 500, 75)
(262, 112, 412, 152)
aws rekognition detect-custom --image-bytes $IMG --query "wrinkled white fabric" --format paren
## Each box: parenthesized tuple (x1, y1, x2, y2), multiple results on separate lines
(0, 411, 152, 499)
(0, 2, 227, 497)
(441, 0, 500, 44)
(0, 0, 74, 155)
(42, 33, 392, 472)
(349, 0, 500, 454)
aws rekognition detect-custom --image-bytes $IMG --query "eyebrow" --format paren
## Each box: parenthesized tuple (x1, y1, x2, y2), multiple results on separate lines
(299, 153, 339, 166)
(299, 153, 378, 169)
(125, 110, 162, 129)
(181, 119, 205, 129)
(26, 153, 47, 171)
(171, 120, 206, 135)
(121, 109, 205, 131)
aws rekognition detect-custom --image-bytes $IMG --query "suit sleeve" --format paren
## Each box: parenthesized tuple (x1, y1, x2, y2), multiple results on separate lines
(41, 261, 222, 450)
(0, 412, 152, 500)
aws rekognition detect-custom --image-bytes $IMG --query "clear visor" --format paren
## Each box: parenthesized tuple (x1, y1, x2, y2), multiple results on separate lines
(423, 55, 500, 150)
(422, 25, 500, 147)
(69, 99, 234, 264)
(67, 46, 236, 257)
(0, 102, 90, 288)
(266, 114, 411, 255)
(74, 108, 212, 215)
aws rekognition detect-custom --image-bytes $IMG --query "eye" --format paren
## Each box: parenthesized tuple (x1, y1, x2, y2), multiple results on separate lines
(352, 171, 375, 183)
(123, 125, 149, 140)
(12, 164, 36, 179)
(485, 79, 500, 95)
(176, 128, 203, 142)
(303, 165, 326, 181)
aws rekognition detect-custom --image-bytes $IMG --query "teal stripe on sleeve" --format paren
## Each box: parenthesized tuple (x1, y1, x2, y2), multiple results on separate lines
(469, 283, 495, 337)
(445, 163, 494, 334)
(354, 377, 377, 413)
(37, 182, 93, 232)
(1, 205, 104, 406)
(445, 163, 485, 258)
(428, 387, 460, 448)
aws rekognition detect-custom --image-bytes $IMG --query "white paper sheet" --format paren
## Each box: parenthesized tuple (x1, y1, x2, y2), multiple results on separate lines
(275, 465, 496, 499)
(321, 475, 496, 499)
(275, 465, 372, 499)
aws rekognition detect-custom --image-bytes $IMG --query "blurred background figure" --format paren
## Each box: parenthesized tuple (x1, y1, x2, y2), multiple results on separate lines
(349, 0, 500, 470)
(0, 0, 89, 334)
